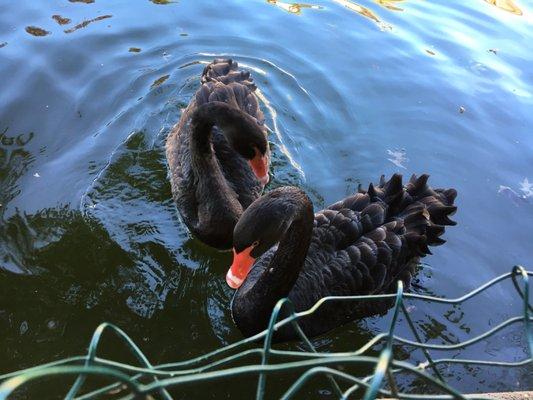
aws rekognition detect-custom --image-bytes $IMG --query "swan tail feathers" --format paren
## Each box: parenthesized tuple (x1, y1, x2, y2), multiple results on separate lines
(358, 174, 457, 257)
(195, 59, 263, 122)
(201, 59, 256, 90)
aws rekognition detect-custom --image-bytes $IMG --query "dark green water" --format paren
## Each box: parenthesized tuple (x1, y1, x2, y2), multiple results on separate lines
(0, 0, 532, 398)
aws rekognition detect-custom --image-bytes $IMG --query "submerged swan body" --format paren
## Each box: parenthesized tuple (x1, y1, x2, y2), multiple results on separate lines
(227, 174, 458, 341)
(166, 59, 270, 249)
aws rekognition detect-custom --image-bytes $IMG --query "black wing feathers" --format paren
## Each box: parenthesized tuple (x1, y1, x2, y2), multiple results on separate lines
(309, 174, 456, 298)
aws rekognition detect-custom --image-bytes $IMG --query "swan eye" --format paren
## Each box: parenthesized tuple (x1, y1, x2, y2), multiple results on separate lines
(252, 240, 259, 247)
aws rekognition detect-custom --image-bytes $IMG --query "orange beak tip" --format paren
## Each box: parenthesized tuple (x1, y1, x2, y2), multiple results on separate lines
(259, 173, 269, 186)
(227, 246, 256, 289)
(226, 268, 243, 289)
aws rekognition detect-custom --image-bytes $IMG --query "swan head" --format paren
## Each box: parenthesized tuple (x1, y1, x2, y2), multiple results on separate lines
(226, 188, 303, 289)
(192, 101, 271, 186)
(220, 111, 270, 187)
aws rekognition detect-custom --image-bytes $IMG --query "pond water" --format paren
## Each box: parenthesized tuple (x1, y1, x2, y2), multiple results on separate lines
(0, 0, 532, 398)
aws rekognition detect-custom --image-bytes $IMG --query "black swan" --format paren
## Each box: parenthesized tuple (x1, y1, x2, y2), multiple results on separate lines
(226, 174, 457, 340)
(166, 59, 270, 249)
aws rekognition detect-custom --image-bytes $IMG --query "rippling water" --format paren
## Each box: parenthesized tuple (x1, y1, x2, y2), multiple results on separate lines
(0, 0, 532, 397)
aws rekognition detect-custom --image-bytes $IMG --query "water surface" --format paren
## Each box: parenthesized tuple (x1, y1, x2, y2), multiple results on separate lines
(0, 0, 532, 397)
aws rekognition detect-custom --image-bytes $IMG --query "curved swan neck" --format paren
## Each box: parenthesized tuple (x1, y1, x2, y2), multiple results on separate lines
(234, 192, 314, 333)
(267, 198, 314, 294)
(190, 101, 243, 155)
(188, 102, 245, 233)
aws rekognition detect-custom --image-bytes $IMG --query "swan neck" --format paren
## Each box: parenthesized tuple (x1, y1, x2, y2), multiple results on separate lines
(189, 102, 244, 232)
(234, 193, 314, 334)
(190, 102, 222, 155)
(268, 203, 314, 292)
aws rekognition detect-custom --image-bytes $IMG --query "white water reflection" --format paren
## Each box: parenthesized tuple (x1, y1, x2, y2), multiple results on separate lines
(387, 148, 408, 169)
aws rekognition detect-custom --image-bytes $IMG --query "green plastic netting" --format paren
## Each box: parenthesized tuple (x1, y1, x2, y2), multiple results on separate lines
(0, 265, 531, 400)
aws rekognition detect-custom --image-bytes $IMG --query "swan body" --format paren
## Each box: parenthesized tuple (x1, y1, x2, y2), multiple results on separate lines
(227, 174, 457, 341)
(166, 59, 270, 249)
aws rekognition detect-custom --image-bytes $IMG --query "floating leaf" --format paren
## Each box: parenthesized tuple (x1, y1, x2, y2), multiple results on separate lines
(25, 26, 50, 37)
(484, 0, 523, 15)
(150, 74, 170, 89)
(64, 15, 112, 34)
(52, 15, 71, 25)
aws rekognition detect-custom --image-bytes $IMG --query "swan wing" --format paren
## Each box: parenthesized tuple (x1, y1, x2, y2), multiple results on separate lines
(301, 174, 457, 299)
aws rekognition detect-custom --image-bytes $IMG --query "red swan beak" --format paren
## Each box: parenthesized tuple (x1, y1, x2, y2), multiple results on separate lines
(248, 149, 269, 186)
(226, 246, 256, 289)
